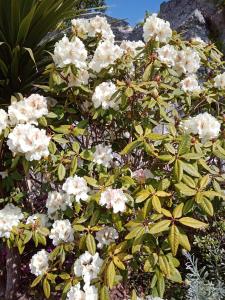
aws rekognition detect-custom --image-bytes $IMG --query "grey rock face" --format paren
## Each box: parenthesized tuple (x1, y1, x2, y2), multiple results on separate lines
(159, 0, 225, 51)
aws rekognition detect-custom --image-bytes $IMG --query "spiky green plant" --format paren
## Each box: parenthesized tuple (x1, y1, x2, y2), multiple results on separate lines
(0, 0, 80, 102)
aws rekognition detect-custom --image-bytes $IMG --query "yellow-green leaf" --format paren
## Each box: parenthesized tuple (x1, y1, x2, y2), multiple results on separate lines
(173, 203, 184, 219)
(152, 195, 162, 213)
(149, 220, 171, 234)
(107, 261, 116, 289)
(168, 225, 179, 256)
(43, 278, 50, 299)
(86, 233, 96, 255)
(179, 217, 208, 229)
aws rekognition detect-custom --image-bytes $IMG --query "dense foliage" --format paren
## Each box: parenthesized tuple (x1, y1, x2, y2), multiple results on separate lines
(0, 12, 225, 300)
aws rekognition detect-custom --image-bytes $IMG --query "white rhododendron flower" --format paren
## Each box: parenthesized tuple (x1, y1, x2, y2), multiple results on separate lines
(0, 204, 23, 238)
(49, 219, 74, 246)
(84, 284, 98, 300)
(46, 191, 72, 217)
(88, 16, 114, 41)
(191, 36, 206, 45)
(26, 213, 49, 227)
(96, 226, 119, 248)
(120, 40, 145, 57)
(66, 283, 85, 300)
(89, 40, 123, 73)
(53, 36, 87, 69)
(74, 251, 103, 284)
(8, 94, 48, 125)
(62, 175, 89, 202)
(29, 249, 49, 276)
(157, 45, 177, 66)
(68, 69, 89, 87)
(174, 48, 200, 75)
(182, 112, 220, 142)
(93, 144, 113, 167)
(214, 72, 225, 89)
(99, 188, 128, 213)
(143, 14, 172, 43)
(180, 75, 201, 92)
(66, 283, 98, 300)
(132, 168, 154, 183)
(7, 124, 50, 161)
(0, 109, 8, 134)
(92, 81, 119, 110)
(71, 18, 89, 39)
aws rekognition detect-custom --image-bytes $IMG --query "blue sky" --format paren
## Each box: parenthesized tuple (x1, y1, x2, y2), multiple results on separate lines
(106, 0, 166, 25)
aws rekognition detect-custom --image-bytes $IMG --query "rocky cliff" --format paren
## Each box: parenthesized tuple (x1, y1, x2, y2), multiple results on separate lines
(159, 0, 225, 50)
(109, 0, 225, 52)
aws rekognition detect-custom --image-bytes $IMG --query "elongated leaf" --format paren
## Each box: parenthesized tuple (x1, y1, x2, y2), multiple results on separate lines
(86, 233, 96, 255)
(107, 261, 115, 289)
(152, 195, 162, 213)
(175, 182, 196, 196)
(179, 217, 208, 229)
(168, 225, 179, 256)
(149, 220, 171, 234)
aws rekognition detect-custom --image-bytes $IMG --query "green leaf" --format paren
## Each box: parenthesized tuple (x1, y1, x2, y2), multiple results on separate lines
(174, 160, 183, 182)
(178, 135, 191, 156)
(86, 233, 96, 255)
(199, 198, 214, 216)
(175, 182, 196, 196)
(168, 225, 179, 256)
(120, 140, 142, 155)
(58, 163, 66, 181)
(199, 175, 210, 190)
(70, 156, 77, 176)
(31, 275, 42, 288)
(100, 286, 110, 300)
(180, 161, 200, 178)
(173, 203, 184, 219)
(107, 261, 116, 289)
(84, 176, 99, 188)
(125, 226, 145, 240)
(43, 278, 50, 299)
(178, 227, 191, 251)
(152, 195, 162, 213)
(179, 217, 208, 229)
(136, 189, 151, 203)
(149, 220, 171, 234)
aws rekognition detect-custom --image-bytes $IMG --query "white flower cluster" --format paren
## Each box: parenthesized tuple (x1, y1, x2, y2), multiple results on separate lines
(72, 16, 114, 41)
(174, 48, 200, 75)
(214, 72, 225, 89)
(8, 94, 48, 125)
(157, 45, 177, 67)
(180, 75, 201, 92)
(53, 36, 87, 69)
(0, 204, 23, 238)
(62, 175, 89, 202)
(92, 81, 120, 110)
(157, 45, 200, 75)
(182, 112, 221, 142)
(66, 283, 98, 300)
(96, 226, 119, 248)
(136, 296, 164, 300)
(68, 69, 89, 87)
(0, 109, 8, 134)
(49, 219, 74, 246)
(99, 188, 128, 213)
(29, 249, 49, 276)
(46, 191, 72, 218)
(93, 144, 113, 167)
(7, 123, 50, 161)
(120, 40, 145, 58)
(74, 251, 103, 284)
(26, 213, 49, 227)
(89, 40, 123, 73)
(143, 14, 172, 43)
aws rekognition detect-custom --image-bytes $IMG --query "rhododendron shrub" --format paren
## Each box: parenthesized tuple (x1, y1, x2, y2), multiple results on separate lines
(0, 14, 225, 300)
